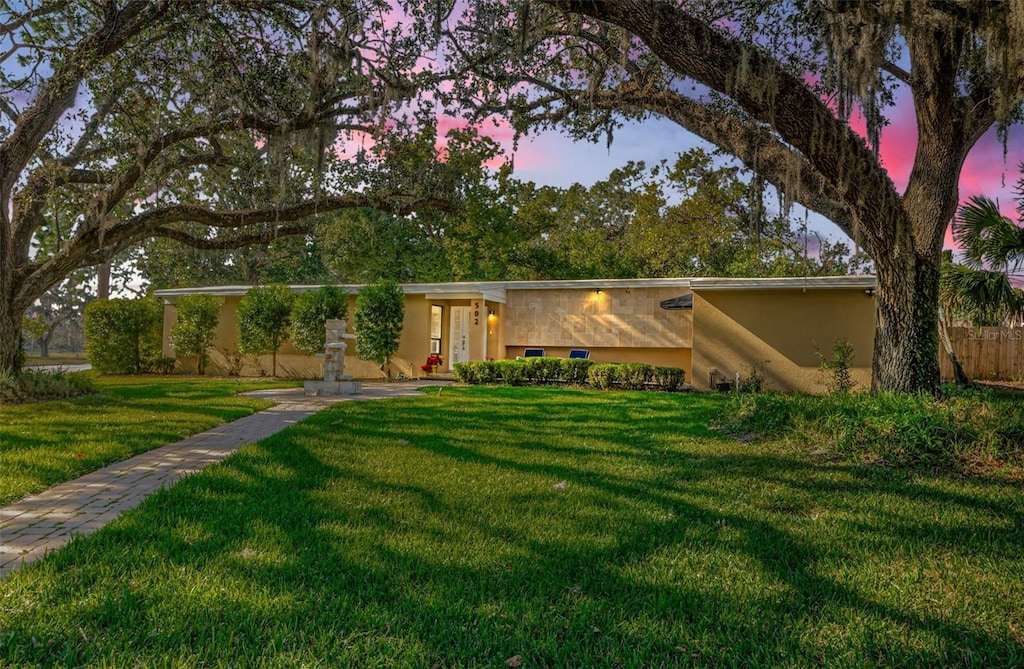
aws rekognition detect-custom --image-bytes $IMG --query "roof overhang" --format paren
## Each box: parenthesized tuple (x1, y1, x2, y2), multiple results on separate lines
(689, 276, 876, 291)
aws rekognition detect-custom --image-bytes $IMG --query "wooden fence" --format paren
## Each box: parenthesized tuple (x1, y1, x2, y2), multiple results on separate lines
(940, 327, 1024, 381)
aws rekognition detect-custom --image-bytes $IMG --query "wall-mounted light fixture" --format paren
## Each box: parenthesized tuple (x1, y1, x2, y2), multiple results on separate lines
(864, 288, 875, 297)
(488, 309, 495, 316)
(594, 288, 602, 294)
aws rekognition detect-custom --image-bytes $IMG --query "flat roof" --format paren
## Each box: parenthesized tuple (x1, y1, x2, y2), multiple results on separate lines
(689, 276, 876, 291)
(154, 275, 875, 301)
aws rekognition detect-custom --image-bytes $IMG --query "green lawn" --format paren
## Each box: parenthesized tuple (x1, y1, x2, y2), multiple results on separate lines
(1, 386, 1022, 667)
(0, 376, 300, 506)
(23, 353, 89, 366)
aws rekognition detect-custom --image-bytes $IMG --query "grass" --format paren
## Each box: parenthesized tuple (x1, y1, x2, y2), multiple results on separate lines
(718, 387, 1024, 479)
(23, 353, 89, 366)
(0, 375, 300, 506)
(1, 385, 1022, 667)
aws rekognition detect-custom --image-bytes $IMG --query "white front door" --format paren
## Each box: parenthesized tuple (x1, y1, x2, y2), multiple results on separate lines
(450, 306, 471, 364)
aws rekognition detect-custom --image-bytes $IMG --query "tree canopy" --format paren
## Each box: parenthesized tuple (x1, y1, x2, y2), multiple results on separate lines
(0, 0, 460, 375)
(442, 0, 1024, 392)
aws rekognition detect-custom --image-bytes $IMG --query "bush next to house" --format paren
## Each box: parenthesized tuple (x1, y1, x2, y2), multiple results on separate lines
(169, 294, 220, 375)
(497, 360, 527, 385)
(652, 366, 686, 392)
(84, 298, 163, 374)
(291, 286, 348, 356)
(237, 285, 295, 377)
(587, 363, 619, 390)
(523, 356, 562, 383)
(452, 361, 499, 385)
(354, 279, 405, 379)
(561, 358, 594, 385)
(617, 363, 653, 390)
(454, 359, 685, 392)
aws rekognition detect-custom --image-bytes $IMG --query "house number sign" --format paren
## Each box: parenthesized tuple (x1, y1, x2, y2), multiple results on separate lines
(473, 301, 480, 325)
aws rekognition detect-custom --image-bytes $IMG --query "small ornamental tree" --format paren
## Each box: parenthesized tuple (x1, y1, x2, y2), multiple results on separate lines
(21, 314, 48, 354)
(84, 298, 163, 374)
(237, 285, 295, 377)
(169, 294, 221, 375)
(354, 279, 405, 379)
(291, 286, 349, 356)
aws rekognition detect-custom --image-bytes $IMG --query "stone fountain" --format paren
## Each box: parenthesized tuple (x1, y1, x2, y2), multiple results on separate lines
(303, 319, 362, 396)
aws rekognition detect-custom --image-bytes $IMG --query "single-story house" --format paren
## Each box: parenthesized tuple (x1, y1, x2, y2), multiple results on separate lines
(155, 276, 877, 392)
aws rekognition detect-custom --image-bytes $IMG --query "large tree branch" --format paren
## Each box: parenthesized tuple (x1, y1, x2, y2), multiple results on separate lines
(542, 0, 905, 254)
(0, 1, 167, 197)
(17, 193, 452, 302)
(459, 25, 856, 241)
(601, 88, 856, 239)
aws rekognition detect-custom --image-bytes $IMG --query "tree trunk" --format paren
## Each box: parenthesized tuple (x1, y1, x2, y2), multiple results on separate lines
(0, 301, 24, 375)
(937, 310, 970, 386)
(872, 251, 942, 394)
(96, 262, 111, 300)
(38, 336, 50, 358)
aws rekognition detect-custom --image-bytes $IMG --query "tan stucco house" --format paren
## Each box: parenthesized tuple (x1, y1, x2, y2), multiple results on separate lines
(155, 275, 877, 392)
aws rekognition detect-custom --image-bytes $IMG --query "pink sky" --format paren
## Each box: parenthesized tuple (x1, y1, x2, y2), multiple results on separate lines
(447, 96, 1023, 255)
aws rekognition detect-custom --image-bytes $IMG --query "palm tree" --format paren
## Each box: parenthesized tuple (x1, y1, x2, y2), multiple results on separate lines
(939, 187, 1024, 385)
(944, 195, 1024, 327)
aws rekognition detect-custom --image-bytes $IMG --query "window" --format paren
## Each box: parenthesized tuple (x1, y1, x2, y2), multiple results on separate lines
(430, 305, 443, 354)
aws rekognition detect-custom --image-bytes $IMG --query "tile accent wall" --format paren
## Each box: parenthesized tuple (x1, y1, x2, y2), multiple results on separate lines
(504, 288, 693, 348)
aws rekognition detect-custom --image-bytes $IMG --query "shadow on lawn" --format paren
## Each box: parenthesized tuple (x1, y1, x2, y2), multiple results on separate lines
(2, 387, 1022, 666)
(0, 391, 272, 506)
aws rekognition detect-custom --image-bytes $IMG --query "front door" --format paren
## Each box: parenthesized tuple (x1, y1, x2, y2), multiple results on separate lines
(450, 306, 471, 365)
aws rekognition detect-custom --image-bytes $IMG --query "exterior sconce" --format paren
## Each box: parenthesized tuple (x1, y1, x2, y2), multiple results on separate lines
(864, 288, 875, 297)
(488, 309, 496, 316)
(595, 288, 602, 294)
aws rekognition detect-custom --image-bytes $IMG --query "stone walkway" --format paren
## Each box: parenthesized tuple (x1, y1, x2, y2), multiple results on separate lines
(0, 382, 444, 580)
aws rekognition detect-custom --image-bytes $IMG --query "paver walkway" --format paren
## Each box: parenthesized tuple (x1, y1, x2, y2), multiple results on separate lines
(0, 382, 445, 580)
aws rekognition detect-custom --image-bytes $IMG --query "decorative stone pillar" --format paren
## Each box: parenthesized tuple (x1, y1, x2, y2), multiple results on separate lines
(304, 318, 362, 396)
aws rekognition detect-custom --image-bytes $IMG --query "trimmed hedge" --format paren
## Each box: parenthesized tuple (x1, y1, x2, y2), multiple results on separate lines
(453, 358, 685, 392)
(84, 298, 163, 374)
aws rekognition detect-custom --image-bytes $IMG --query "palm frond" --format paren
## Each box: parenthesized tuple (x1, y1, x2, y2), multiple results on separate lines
(954, 195, 1024, 271)
(940, 260, 1024, 327)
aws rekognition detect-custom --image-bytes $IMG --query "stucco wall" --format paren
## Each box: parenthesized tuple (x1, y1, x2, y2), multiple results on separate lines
(690, 288, 875, 392)
(165, 293, 433, 379)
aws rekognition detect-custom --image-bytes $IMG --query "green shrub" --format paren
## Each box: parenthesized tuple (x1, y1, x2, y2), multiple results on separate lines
(222, 348, 245, 376)
(617, 363, 653, 390)
(561, 358, 594, 385)
(741, 360, 769, 393)
(0, 369, 94, 404)
(84, 298, 163, 374)
(237, 285, 295, 377)
(452, 362, 477, 384)
(475, 361, 499, 384)
(523, 356, 562, 383)
(588, 363, 618, 390)
(717, 389, 1024, 476)
(652, 366, 685, 392)
(495, 360, 527, 385)
(169, 294, 220, 374)
(291, 286, 348, 356)
(819, 338, 856, 393)
(354, 280, 405, 379)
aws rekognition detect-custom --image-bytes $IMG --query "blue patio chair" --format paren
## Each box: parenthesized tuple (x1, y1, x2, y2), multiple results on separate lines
(568, 349, 590, 359)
